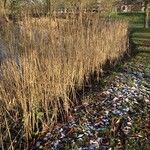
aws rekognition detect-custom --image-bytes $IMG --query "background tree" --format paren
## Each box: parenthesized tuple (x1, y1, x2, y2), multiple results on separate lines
(144, 0, 150, 28)
(46, 0, 52, 15)
(125, 0, 150, 28)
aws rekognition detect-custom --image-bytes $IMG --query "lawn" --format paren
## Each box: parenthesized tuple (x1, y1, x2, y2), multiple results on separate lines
(115, 12, 150, 48)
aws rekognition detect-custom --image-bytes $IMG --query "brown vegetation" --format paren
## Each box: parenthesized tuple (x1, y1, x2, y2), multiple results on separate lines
(0, 13, 128, 149)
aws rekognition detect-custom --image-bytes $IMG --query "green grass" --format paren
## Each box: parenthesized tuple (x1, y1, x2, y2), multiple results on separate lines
(117, 12, 145, 23)
(138, 46, 150, 51)
(132, 28, 150, 45)
(132, 38, 150, 46)
(132, 32, 150, 39)
(111, 13, 150, 149)
(117, 12, 150, 47)
(133, 37, 150, 41)
(110, 12, 145, 27)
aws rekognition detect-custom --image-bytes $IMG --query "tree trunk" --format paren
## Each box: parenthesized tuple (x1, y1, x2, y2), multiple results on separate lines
(46, 0, 51, 16)
(4, 0, 7, 8)
(3, 0, 9, 22)
(144, 1, 150, 28)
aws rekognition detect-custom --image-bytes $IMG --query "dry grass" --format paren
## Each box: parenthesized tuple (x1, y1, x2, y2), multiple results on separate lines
(0, 13, 129, 149)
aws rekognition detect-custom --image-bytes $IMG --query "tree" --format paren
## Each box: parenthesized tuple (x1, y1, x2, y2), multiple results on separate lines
(46, 0, 52, 15)
(144, 0, 150, 28)
(125, 0, 150, 28)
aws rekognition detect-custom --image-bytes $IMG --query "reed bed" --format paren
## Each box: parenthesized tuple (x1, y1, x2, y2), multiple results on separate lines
(0, 13, 129, 149)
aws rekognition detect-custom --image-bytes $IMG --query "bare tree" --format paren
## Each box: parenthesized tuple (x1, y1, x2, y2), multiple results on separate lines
(46, 0, 51, 15)
(125, 0, 149, 28)
(144, 0, 150, 28)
